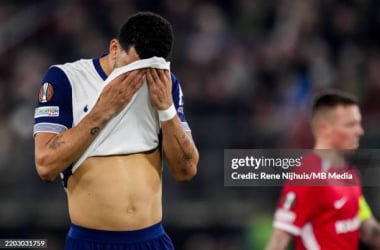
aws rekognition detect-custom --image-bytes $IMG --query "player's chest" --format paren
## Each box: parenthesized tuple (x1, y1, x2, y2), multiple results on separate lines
(319, 186, 361, 218)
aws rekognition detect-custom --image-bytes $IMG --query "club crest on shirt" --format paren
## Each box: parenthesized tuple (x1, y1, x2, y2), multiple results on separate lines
(38, 82, 54, 103)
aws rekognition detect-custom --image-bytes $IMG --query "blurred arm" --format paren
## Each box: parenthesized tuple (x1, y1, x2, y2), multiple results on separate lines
(360, 216, 380, 249)
(265, 228, 292, 250)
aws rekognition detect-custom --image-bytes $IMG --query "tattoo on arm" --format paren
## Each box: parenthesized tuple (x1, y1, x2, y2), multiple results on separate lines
(90, 127, 100, 135)
(49, 135, 65, 150)
(174, 133, 194, 163)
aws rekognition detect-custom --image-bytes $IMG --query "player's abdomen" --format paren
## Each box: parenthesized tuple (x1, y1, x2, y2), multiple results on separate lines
(66, 149, 163, 230)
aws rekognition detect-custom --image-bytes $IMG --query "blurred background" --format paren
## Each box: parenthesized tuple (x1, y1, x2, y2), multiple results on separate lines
(0, 0, 380, 249)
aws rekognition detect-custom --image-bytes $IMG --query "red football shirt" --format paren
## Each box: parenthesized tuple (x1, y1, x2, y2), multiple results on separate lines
(273, 153, 362, 250)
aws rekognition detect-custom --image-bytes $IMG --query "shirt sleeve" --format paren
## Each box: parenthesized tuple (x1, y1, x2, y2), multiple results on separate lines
(33, 66, 73, 135)
(359, 195, 373, 222)
(171, 72, 191, 132)
(273, 185, 319, 236)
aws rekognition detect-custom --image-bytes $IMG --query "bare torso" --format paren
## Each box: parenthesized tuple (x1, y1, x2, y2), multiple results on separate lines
(67, 149, 162, 230)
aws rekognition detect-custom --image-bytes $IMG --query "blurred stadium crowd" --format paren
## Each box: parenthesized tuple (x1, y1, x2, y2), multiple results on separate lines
(0, 0, 380, 249)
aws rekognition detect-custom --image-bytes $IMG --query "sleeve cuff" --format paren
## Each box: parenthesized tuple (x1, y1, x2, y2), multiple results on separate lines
(273, 221, 302, 236)
(33, 123, 68, 136)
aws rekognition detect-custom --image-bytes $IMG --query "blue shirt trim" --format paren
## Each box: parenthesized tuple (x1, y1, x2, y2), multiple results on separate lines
(93, 56, 108, 80)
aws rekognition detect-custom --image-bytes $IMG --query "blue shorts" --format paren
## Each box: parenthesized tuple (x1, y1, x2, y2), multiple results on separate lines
(65, 223, 175, 250)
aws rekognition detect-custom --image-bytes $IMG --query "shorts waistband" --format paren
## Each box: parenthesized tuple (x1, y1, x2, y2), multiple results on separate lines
(68, 223, 165, 244)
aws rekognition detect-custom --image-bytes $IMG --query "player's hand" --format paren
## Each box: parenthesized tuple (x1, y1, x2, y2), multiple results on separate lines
(146, 68, 173, 110)
(96, 69, 145, 117)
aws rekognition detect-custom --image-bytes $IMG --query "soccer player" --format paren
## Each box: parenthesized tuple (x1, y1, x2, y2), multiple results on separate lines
(33, 12, 199, 250)
(266, 91, 380, 250)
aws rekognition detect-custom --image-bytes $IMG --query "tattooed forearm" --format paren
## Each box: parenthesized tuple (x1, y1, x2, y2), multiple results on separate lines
(90, 127, 100, 135)
(49, 135, 65, 150)
(163, 121, 198, 180)
(174, 133, 195, 163)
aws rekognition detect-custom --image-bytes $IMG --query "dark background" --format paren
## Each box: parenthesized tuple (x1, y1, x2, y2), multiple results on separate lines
(0, 0, 379, 249)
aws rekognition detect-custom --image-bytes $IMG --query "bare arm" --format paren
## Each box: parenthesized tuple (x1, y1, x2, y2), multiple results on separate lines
(360, 216, 380, 249)
(161, 118, 198, 181)
(35, 110, 108, 182)
(265, 228, 292, 250)
(147, 69, 198, 181)
(34, 70, 145, 182)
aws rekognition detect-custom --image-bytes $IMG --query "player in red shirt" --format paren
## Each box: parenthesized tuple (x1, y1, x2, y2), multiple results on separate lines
(266, 91, 380, 250)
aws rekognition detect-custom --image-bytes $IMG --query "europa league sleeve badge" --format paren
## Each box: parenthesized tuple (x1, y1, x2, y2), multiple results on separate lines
(38, 82, 54, 103)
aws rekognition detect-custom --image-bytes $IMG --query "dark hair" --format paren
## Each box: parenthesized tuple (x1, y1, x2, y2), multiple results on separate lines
(312, 90, 358, 117)
(117, 12, 173, 59)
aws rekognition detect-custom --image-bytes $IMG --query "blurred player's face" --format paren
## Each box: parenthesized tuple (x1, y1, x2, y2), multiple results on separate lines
(326, 105, 364, 150)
